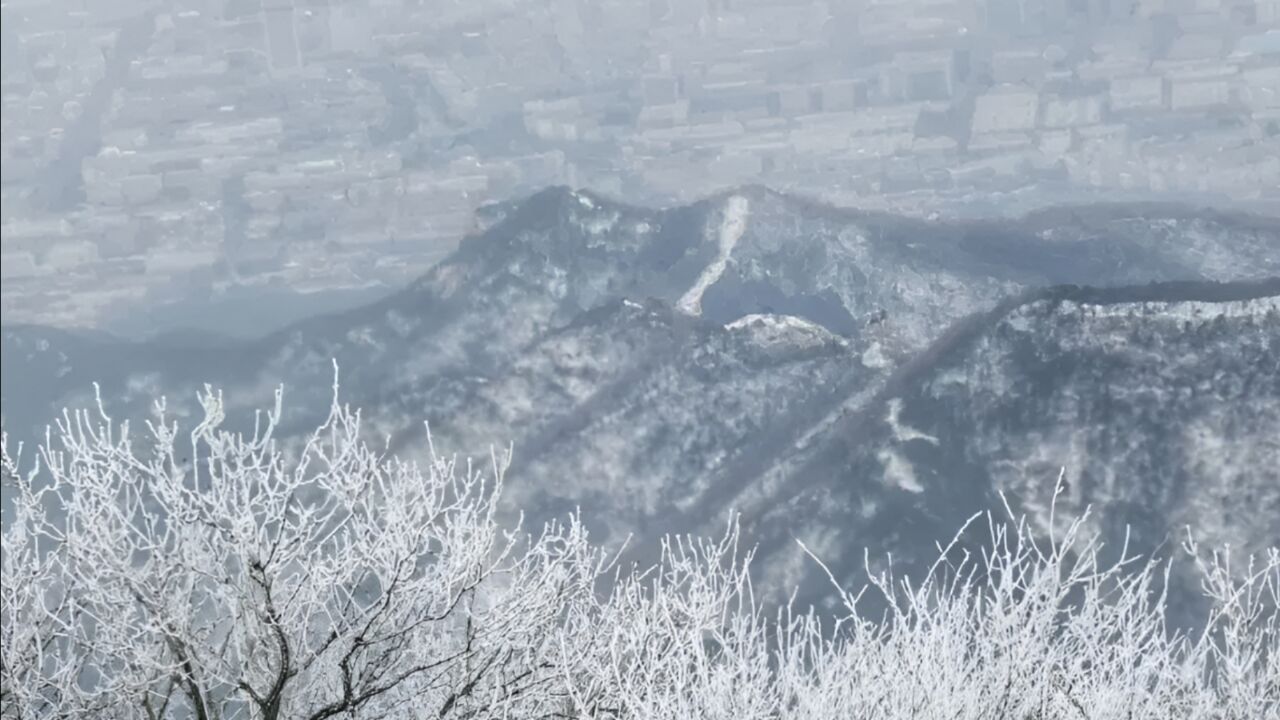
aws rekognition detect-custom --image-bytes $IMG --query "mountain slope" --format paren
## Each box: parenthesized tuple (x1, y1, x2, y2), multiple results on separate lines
(733, 280, 1279, 616)
(3, 189, 1278, 614)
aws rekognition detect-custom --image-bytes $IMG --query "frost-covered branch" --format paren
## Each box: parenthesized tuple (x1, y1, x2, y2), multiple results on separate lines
(2, 382, 1276, 719)
(2, 382, 606, 719)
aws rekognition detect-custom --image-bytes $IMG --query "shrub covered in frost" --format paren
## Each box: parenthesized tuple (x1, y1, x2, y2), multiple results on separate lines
(2, 384, 1276, 719)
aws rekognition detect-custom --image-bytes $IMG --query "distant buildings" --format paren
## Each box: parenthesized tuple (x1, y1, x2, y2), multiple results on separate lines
(2, 0, 1278, 329)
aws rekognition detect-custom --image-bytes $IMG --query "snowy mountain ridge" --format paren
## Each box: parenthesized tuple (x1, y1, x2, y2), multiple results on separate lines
(3, 187, 1278, 616)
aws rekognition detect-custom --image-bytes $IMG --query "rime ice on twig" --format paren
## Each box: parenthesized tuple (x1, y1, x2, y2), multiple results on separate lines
(2, 383, 1277, 719)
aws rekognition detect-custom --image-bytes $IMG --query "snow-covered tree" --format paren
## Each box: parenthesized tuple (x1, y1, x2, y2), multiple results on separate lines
(1, 382, 608, 719)
(3, 381, 1277, 719)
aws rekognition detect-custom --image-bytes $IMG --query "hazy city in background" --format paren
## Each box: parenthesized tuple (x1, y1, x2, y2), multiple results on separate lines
(2, 0, 1278, 337)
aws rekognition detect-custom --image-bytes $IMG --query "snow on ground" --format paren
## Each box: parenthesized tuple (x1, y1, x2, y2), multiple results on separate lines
(885, 397, 939, 446)
(860, 341, 891, 369)
(726, 312, 844, 352)
(677, 195, 750, 316)
(1053, 297, 1277, 321)
(878, 448, 924, 493)
(874, 398, 939, 493)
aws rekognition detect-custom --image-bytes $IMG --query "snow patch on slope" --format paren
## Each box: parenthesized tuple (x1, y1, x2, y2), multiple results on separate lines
(677, 195, 750, 316)
(726, 313, 844, 352)
(569, 190, 623, 237)
(1054, 297, 1277, 320)
(861, 341, 891, 369)
(885, 397, 939, 446)
(875, 398, 939, 494)
(878, 448, 924, 493)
